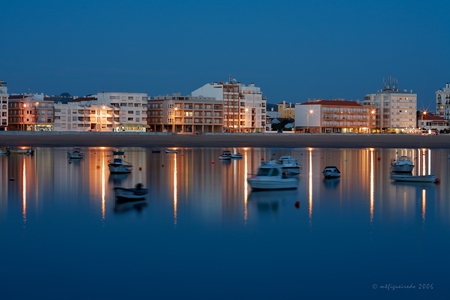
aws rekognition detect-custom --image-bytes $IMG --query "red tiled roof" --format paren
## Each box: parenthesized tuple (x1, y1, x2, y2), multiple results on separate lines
(423, 115, 448, 122)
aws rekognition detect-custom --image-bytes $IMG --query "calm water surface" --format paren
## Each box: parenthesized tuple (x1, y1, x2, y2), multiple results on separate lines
(1, 147, 450, 299)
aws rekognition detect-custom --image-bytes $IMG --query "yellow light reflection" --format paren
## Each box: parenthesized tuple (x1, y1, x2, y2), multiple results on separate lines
(369, 149, 374, 224)
(243, 149, 248, 222)
(22, 158, 27, 224)
(173, 154, 178, 226)
(101, 153, 105, 222)
(422, 189, 426, 223)
(308, 149, 313, 224)
(422, 149, 426, 176)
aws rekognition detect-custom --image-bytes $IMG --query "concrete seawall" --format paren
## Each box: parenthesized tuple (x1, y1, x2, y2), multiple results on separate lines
(1, 132, 450, 149)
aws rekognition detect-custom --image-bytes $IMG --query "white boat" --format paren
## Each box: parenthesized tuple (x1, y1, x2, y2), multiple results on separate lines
(67, 148, 84, 159)
(165, 149, 178, 153)
(231, 153, 243, 159)
(391, 156, 414, 173)
(108, 157, 132, 174)
(7, 147, 34, 155)
(323, 166, 341, 178)
(114, 183, 148, 203)
(247, 161, 298, 190)
(277, 155, 301, 175)
(112, 149, 125, 155)
(219, 150, 232, 160)
(391, 174, 438, 183)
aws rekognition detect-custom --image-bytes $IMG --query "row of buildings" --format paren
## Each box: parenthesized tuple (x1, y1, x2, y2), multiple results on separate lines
(0, 78, 449, 134)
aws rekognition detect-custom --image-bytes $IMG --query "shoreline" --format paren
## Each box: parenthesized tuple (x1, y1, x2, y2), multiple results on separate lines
(1, 132, 450, 149)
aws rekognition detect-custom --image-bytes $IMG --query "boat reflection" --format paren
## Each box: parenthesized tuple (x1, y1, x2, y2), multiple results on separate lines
(108, 173, 129, 185)
(113, 200, 147, 214)
(248, 189, 299, 212)
(322, 177, 340, 188)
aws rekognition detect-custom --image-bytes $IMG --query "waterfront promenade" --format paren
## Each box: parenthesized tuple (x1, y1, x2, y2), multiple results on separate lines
(1, 132, 450, 149)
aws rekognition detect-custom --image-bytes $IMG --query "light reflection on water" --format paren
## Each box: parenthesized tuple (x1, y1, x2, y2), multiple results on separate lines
(1, 147, 450, 299)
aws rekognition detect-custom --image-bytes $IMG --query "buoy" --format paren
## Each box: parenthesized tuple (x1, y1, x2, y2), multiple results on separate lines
(97, 166, 100, 169)
(295, 201, 300, 208)
(435, 178, 440, 184)
(9, 178, 14, 181)
(378, 157, 381, 161)
(211, 161, 215, 165)
(162, 164, 164, 167)
(139, 167, 142, 171)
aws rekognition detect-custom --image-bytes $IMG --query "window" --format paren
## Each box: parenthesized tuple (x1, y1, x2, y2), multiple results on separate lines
(128, 117, 133, 121)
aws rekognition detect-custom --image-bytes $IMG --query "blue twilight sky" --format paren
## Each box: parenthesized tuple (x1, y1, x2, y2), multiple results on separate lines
(1, 0, 449, 109)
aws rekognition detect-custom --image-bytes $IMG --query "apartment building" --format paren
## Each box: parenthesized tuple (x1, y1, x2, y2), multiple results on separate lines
(363, 77, 417, 133)
(147, 93, 223, 133)
(0, 81, 7, 131)
(436, 82, 450, 122)
(191, 78, 266, 132)
(295, 99, 376, 133)
(7, 93, 54, 131)
(277, 101, 295, 119)
(96, 92, 148, 132)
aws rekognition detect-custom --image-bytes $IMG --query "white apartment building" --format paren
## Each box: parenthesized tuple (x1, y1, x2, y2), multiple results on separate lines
(54, 100, 116, 132)
(0, 81, 7, 130)
(363, 77, 417, 133)
(96, 92, 148, 131)
(191, 78, 266, 132)
(436, 82, 450, 122)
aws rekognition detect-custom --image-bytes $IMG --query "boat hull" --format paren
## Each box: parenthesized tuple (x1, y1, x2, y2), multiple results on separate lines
(114, 187, 148, 203)
(390, 165, 414, 173)
(391, 174, 437, 183)
(108, 164, 132, 174)
(247, 177, 298, 190)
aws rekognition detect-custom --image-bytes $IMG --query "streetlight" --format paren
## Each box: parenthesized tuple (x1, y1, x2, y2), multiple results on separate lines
(371, 109, 376, 133)
(421, 111, 427, 131)
(306, 109, 313, 133)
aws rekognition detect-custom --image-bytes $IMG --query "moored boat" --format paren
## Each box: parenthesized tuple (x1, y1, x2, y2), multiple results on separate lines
(108, 157, 132, 174)
(247, 161, 298, 190)
(231, 153, 243, 159)
(391, 156, 414, 173)
(67, 148, 84, 159)
(323, 166, 341, 178)
(219, 150, 232, 160)
(277, 155, 301, 175)
(0, 147, 9, 155)
(165, 149, 178, 153)
(7, 147, 34, 155)
(390, 174, 438, 183)
(112, 149, 125, 155)
(114, 183, 148, 203)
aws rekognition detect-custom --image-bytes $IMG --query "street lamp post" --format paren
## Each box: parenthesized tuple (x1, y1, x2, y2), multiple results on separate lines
(306, 109, 313, 133)
(421, 111, 427, 131)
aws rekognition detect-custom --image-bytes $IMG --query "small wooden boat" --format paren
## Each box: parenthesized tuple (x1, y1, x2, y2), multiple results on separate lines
(165, 149, 178, 153)
(67, 148, 84, 159)
(390, 174, 438, 183)
(114, 183, 148, 203)
(323, 166, 341, 178)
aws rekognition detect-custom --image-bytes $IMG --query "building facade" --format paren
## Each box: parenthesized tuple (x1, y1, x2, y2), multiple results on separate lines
(363, 78, 417, 133)
(295, 100, 376, 133)
(147, 93, 223, 133)
(7, 93, 53, 131)
(96, 92, 148, 132)
(277, 101, 295, 119)
(0, 81, 7, 131)
(191, 78, 266, 132)
(54, 100, 117, 132)
(418, 111, 448, 133)
(436, 82, 450, 121)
